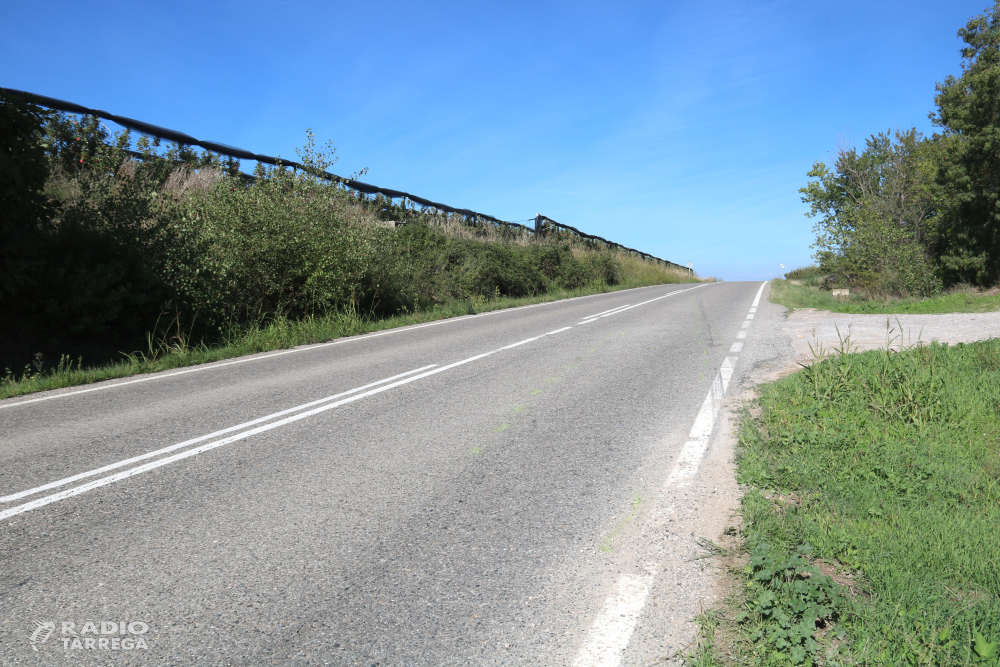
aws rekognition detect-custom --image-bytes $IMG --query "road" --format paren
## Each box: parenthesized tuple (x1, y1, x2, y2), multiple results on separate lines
(0, 280, 785, 666)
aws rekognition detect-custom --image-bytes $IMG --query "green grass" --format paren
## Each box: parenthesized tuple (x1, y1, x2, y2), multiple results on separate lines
(771, 279, 1000, 314)
(715, 336, 1000, 666)
(1, 276, 698, 401)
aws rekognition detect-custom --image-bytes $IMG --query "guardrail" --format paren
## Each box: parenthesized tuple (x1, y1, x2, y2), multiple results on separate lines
(2, 87, 691, 274)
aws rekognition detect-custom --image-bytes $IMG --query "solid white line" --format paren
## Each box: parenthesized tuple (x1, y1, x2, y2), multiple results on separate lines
(573, 570, 657, 667)
(752, 281, 767, 307)
(0, 328, 578, 521)
(591, 285, 706, 321)
(0, 365, 438, 503)
(574, 285, 703, 327)
(0, 281, 711, 519)
(581, 304, 630, 320)
(0, 284, 699, 411)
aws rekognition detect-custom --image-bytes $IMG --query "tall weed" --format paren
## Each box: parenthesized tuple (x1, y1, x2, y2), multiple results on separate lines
(733, 338, 1000, 665)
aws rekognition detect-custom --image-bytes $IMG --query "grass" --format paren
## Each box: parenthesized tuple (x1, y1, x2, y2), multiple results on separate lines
(1, 268, 702, 401)
(704, 332, 1000, 666)
(770, 279, 1000, 314)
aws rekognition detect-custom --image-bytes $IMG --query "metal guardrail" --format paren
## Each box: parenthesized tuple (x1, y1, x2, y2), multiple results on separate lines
(2, 87, 691, 273)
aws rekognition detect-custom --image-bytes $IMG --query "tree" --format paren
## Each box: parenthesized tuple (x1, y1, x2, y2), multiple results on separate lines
(800, 129, 941, 295)
(0, 89, 51, 301)
(932, 0, 1000, 284)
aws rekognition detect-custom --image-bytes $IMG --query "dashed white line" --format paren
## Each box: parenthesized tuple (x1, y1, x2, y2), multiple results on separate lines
(572, 568, 658, 667)
(573, 281, 768, 666)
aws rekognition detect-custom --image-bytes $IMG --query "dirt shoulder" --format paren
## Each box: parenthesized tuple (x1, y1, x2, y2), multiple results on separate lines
(783, 307, 1000, 364)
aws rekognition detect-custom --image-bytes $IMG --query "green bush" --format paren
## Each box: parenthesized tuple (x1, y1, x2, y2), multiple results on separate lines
(0, 90, 51, 302)
(0, 108, 687, 375)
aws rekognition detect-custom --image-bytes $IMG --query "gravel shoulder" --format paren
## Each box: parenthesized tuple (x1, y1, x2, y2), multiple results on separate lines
(677, 289, 1000, 662)
(783, 307, 1000, 363)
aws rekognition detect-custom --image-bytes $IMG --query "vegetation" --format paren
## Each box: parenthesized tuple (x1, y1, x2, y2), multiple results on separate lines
(770, 278, 1000, 314)
(0, 91, 696, 397)
(801, 1, 1000, 296)
(701, 335, 1000, 666)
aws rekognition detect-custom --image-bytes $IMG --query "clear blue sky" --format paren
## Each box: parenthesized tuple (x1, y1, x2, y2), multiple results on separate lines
(1, 0, 989, 280)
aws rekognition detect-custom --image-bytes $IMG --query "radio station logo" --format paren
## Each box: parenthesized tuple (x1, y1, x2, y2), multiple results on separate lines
(26, 619, 150, 651)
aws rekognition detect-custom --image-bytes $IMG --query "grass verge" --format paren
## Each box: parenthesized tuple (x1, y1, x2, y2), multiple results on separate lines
(700, 335, 1000, 666)
(770, 279, 1000, 314)
(1, 275, 701, 401)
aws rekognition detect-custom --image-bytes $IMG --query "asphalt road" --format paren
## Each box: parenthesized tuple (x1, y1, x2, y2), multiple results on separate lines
(0, 280, 778, 666)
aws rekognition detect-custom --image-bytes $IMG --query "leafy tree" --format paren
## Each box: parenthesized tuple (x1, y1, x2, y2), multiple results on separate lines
(0, 90, 51, 300)
(932, 0, 1000, 284)
(800, 129, 941, 295)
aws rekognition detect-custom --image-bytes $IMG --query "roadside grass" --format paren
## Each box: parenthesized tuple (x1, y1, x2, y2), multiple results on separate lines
(771, 278, 1000, 314)
(1, 270, 702, 401)
(704, 335, 1000, 666)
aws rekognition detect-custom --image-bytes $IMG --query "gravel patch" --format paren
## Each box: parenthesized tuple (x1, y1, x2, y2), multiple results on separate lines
(783, 307, 1000, 364)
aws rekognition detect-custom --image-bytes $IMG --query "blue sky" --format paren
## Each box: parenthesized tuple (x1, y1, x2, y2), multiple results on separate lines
(1, 0, 990, 280)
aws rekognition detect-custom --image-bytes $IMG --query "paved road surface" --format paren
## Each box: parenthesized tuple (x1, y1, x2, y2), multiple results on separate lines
(0, 281, 781, 666)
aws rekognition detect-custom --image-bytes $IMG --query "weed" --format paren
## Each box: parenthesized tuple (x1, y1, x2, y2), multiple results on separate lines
(728, 338, 1000, 666)
(736, 543, 848, 665)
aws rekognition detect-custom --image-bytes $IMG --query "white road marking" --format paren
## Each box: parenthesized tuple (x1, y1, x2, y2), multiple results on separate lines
(729, 341, 743, 354)
(0, 284, 692, 411)
(572, 568, 657, 667)
(0, 365, 437, 503)
(596, 285, 706, 319)
(1, 281, 712, 520)
(581, 304, 631, 320)
(573, 281, 768, 666)
(0, 324, 583, 520)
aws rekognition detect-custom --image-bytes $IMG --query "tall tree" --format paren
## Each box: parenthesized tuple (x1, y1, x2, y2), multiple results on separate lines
(0, 90, 51, 301)
(933, 0, 1000, 284)
(800, 129, 940, 295)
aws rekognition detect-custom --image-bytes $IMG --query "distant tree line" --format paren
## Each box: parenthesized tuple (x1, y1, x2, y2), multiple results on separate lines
(802, 1, 1000, 295)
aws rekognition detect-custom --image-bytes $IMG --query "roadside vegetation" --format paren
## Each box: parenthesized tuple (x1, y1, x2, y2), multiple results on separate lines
(771, 276, 1000, 314)
(692, 4, 1000, 665)
(0, 92, 697, 399)
(791, 1, 1000, 302)
(698, 334, 1000, 667)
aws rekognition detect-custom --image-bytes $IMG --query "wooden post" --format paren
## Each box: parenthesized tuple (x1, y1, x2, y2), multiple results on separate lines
(534, 214, 543, 236)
